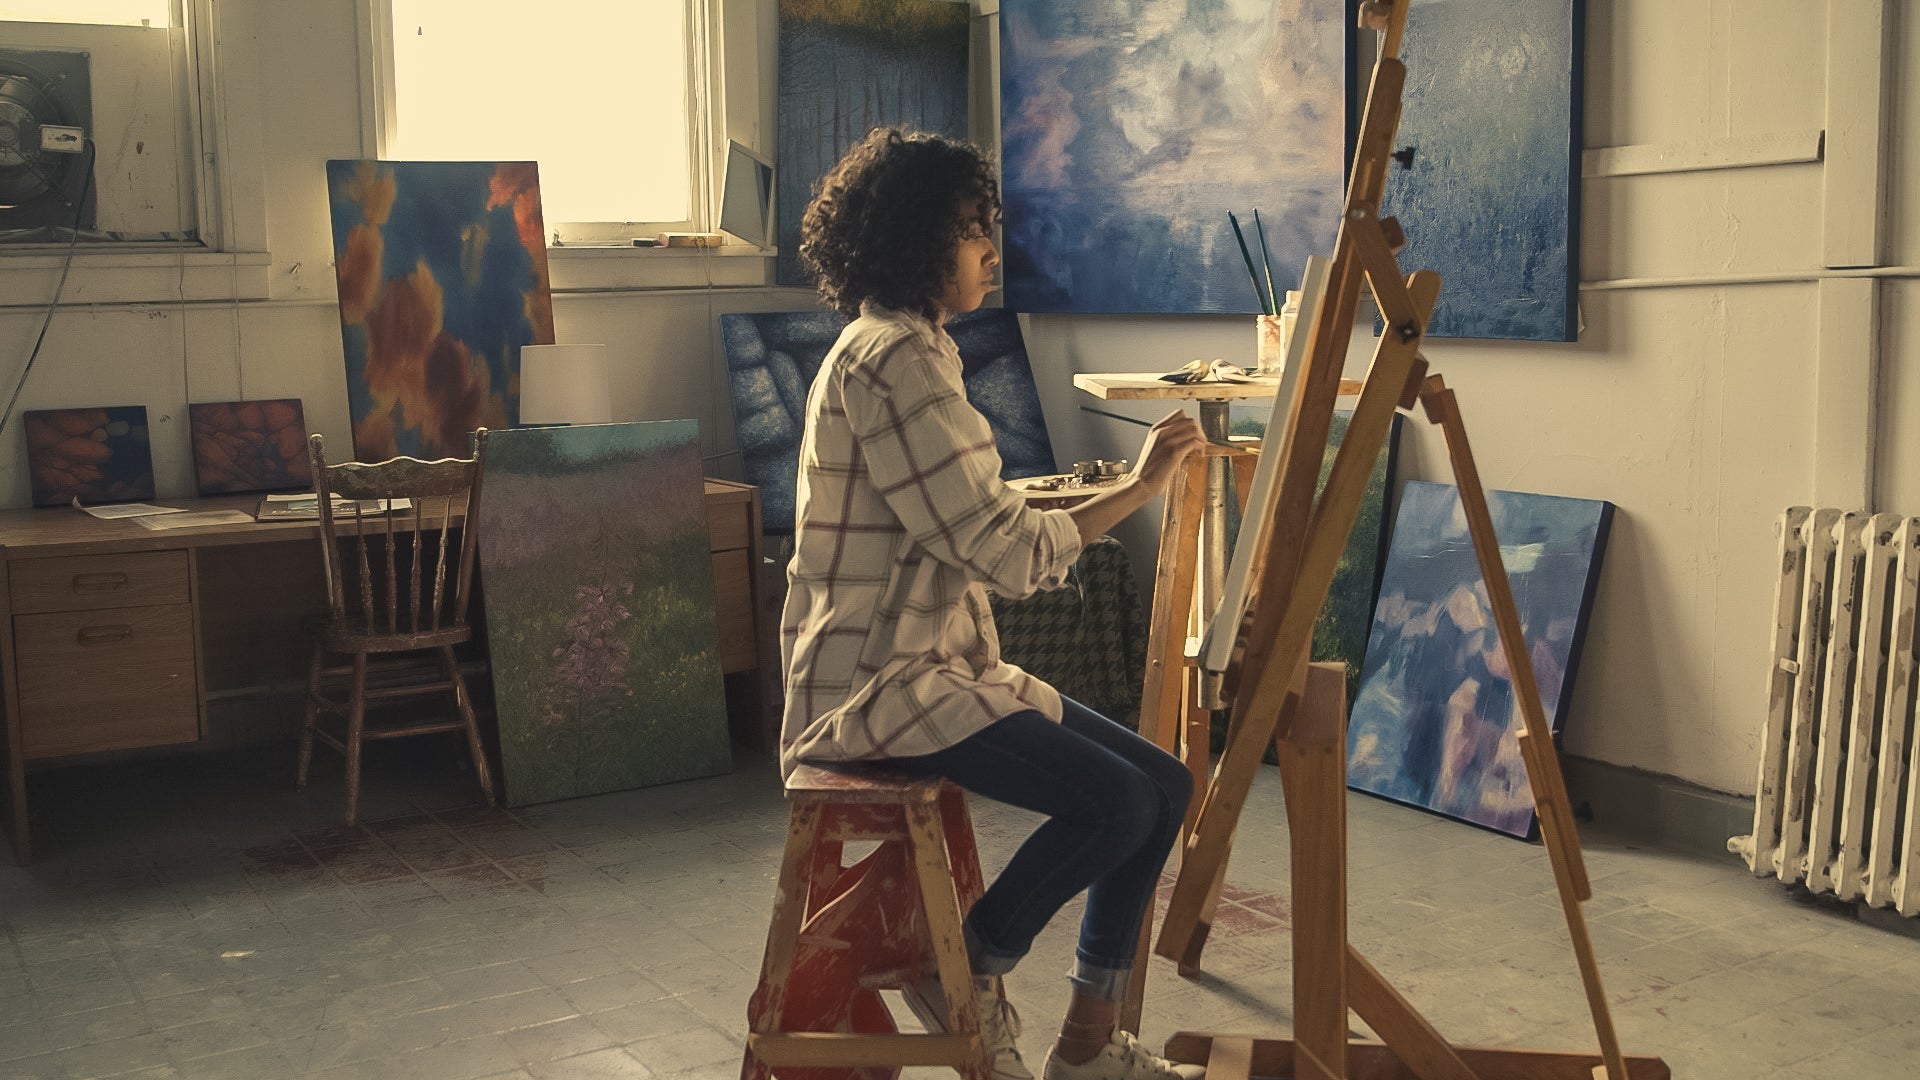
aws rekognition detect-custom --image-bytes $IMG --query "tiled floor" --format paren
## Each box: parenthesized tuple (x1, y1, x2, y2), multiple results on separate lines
(1, 740, 1916, 1079)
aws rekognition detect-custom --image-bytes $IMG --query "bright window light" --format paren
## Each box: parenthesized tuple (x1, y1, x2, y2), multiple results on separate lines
(387, 0, 692, 227)
(0, 1, 172, 26)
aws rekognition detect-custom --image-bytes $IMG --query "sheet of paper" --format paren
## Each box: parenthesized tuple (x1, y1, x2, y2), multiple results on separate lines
(132, 510, 256, 531)
(72, 499, 188, 520)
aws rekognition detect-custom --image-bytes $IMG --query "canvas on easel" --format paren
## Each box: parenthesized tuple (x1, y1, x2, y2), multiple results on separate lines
(1348, 481, 1613, 837)
(1142, 4, 1665, 1077)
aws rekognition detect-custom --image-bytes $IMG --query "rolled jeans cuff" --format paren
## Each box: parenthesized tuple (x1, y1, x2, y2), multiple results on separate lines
(1068, 956, 1131, 1001)
(964, 922, 1021, 976)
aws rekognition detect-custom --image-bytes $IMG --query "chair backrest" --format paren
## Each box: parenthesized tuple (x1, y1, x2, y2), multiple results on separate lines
(308, 430, 489, 638)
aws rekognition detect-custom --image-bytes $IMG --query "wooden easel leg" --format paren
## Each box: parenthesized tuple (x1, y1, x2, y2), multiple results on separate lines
(1142, 457, 1208, 756)
(1417, 377, 1628, 1080)
(1274, 663, 1349, 1080)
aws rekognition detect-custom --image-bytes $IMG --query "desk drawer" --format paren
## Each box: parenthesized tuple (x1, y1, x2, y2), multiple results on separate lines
(17, 605, 199, 759)
(11, 551, 190, 615)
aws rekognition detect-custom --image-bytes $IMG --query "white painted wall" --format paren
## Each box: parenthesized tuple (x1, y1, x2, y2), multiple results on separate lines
(0, 0, 1909, 795)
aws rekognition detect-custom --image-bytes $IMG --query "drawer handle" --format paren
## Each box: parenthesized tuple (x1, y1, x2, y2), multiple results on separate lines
(76, 625, 133, 645)
(72, 572, 130, 592)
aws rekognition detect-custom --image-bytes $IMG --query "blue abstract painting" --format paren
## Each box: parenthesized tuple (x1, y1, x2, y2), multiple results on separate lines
(721, 308, 1057, 533)
(1348, 481, 1612, 837)
(326, 160, 552, 461)
(775, 0, 970, 286)
(1383, 0, 1583, 341)
(998, 0, 1345, 314)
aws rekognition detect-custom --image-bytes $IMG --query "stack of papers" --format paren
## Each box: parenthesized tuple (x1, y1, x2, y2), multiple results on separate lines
(255, 494, 414, 521)
(72, 499, 255, 530)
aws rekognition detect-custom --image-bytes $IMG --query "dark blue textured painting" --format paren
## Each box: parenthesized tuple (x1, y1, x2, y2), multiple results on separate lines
(722, 308, 1057, 533)
(1348, 481, 1611, 837)
(775, 0, 970, 286)
(998, 0, 1345, 314)
(326, 160, 552, 461)
(1383, 0, 1583, 341)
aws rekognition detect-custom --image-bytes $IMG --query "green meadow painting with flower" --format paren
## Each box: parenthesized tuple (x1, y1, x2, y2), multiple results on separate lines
(477, 421, 731, 805)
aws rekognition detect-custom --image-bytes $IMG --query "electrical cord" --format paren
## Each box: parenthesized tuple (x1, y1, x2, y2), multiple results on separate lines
(0, 138, 98, 439)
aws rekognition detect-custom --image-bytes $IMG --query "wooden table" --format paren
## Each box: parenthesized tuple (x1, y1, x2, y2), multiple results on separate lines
(0, 481, 765, 863)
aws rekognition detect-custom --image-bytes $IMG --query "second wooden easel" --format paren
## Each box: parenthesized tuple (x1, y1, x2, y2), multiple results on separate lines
(1139, 3, 1669, 1078)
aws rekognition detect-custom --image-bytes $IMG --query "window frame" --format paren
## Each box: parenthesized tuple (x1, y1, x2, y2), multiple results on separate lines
(357, 0, 718, 246)
(0, 0, 272, 305)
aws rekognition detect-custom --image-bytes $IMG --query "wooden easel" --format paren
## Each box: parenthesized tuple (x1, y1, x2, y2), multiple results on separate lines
(1141, 4, 1669, 1078)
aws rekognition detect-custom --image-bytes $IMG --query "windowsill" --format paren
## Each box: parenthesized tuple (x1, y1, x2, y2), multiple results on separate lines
(0, 249, 273, 308)
(545, 244, 785, 293)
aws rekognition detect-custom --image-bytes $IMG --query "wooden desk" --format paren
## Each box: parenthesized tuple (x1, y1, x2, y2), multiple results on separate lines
(0, 481, 765, 863)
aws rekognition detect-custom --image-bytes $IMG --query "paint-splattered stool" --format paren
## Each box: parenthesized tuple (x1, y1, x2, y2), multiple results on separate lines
(742, 765, 989, 1080)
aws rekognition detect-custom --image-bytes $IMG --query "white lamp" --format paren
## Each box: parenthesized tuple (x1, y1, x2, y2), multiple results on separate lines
(518, 343, 612, 425)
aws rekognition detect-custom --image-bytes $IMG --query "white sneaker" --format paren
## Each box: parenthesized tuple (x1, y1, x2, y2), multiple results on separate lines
(976, 984, 1034, 1080)
(1042, 1030, 1205, 1080)
(901, 975, 1033, 1080)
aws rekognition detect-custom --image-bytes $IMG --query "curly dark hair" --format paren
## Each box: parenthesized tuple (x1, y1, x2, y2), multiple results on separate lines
(798, 127, 1001, 321)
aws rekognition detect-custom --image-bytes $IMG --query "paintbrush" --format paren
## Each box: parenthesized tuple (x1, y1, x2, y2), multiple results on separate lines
(1227, 211, 1273, 315)
(1253, 209, 1278, 316)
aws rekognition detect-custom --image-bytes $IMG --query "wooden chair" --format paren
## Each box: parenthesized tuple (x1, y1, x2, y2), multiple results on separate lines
(743, 765, 989, 1080)
(296, 430, 495, 825)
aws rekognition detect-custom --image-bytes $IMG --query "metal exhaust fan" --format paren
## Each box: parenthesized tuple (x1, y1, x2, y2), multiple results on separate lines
(0, 48, 95, 240)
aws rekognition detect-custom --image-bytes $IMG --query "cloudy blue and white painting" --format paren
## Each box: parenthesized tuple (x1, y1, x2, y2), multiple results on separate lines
(721, 308, 1057, 533)
(998, 0, 1345, 314)
(1347, 481, 1611, 838)
(1383, 0, 1582, 341)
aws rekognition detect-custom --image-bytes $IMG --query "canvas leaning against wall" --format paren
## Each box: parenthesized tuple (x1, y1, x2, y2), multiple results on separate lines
(1381, 0, 1583, 341)
(720, 307, 1057, 533)
(476, 422, 732, 806)
(1347, 481, 1612, 838)
(24, 406, 155, 508)
(325, 160, 554, 462)
(998, 0, 1346, 314)
(774, 0, 970, 286)
(188, 400, 311, 496)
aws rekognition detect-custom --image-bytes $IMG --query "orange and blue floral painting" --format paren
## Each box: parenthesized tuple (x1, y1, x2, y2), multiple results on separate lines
(1348, 481, 1612, 838)
(475, 421, 731, 806)
(325, 160, 554, 462)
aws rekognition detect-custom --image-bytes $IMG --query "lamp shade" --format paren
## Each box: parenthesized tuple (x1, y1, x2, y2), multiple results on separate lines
(519, 344, 612, 424)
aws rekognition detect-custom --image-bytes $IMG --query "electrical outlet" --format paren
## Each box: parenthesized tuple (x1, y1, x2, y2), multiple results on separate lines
(40, 125, 84, 153)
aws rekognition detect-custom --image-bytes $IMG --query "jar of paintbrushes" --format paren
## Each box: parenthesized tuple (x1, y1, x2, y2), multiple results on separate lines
(1229, 209, 1293, 376)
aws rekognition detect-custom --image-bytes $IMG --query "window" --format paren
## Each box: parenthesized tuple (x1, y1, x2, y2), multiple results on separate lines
(0, 2, 172, 27)
(369, 0, 712, 244)
(0, 0, 210, 246)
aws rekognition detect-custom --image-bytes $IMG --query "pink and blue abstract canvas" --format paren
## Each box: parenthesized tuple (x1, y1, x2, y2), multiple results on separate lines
(998, 0, 1345, 314)
(1382, 0, 1583, 340)
(1348, 481, 1612, 837)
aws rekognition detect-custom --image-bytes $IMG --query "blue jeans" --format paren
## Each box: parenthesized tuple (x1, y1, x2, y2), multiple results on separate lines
(886, 697, 1193, 999)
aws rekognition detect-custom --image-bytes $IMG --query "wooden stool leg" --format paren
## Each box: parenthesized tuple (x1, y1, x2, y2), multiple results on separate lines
(904, 792, 987, 1080)
(440, 645, 496, 806)
(297, 640, 324, 789)
(344, 652, 367, 827)
(744, 801, 824, 1080)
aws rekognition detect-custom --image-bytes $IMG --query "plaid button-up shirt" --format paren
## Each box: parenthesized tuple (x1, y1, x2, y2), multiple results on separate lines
(778, 304, 1083, 779)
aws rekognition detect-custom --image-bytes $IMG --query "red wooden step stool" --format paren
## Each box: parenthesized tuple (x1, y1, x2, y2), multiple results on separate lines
(742, 765, 990, 1080)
